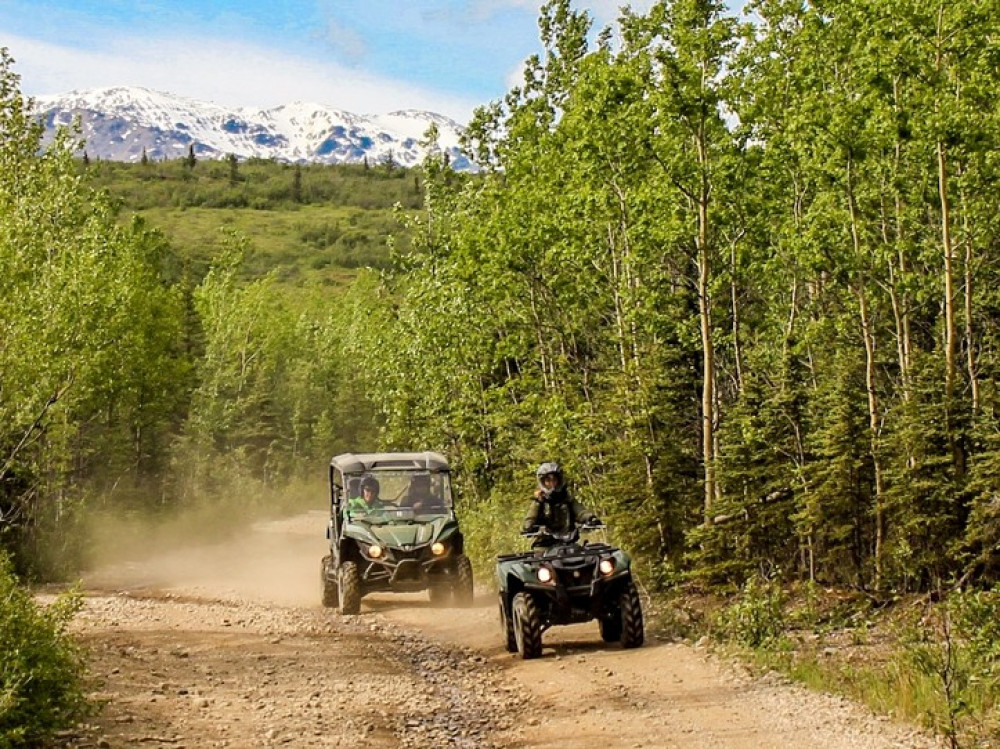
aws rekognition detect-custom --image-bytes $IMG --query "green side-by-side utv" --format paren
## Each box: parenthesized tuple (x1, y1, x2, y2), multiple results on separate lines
(321, 451, 473, 614)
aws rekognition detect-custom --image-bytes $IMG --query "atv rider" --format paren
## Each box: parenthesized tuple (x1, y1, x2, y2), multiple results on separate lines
(346, 476, 391, 516)
(523, 462, 599, 547)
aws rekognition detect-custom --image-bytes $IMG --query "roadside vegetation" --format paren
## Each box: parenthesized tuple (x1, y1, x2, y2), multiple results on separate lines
(4, 0, 1000, 742)
(0, 553, 88, 746)
(690, 580, 1000, 747)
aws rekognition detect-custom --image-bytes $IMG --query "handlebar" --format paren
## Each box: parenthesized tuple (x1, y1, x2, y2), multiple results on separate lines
(521, 522, 605, 539)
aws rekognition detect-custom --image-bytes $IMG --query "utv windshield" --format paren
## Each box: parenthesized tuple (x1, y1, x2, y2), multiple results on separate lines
(343, 470, 453, 522)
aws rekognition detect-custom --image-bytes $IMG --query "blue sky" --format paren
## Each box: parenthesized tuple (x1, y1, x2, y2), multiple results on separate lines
(0, 0, 670, 123)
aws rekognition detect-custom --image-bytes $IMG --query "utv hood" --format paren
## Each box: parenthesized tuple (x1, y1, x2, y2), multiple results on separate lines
(354, 516, 455, 548)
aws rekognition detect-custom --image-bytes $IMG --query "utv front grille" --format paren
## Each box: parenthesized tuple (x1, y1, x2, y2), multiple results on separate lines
(388, 547, 427, 563)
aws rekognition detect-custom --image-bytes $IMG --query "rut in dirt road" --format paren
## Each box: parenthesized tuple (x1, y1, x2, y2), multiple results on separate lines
(69, 591, 527, 748)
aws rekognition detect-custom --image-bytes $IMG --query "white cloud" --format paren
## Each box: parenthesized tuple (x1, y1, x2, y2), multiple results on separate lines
(505, 58, 528, 91)
(6, 32, 480, 122)
(466, 0, 658, 26)
(586, 0, 659, 22)
(319, 18, 368, 65)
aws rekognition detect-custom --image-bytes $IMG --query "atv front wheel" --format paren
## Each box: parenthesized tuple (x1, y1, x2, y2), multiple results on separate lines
(499, 596, 517, 653)
(619, 580, 644, 649)
(453, 554, 474, 606)
(338, 561, 361, 615)
(599, 609, 623, 642)
(320, 556, 338, 608)
(512, 592, 543, 659)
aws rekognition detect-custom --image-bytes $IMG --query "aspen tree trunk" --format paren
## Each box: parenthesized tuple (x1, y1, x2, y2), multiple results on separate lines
(608, 183, 658, 493)
(730, 240, 744, 393)
(937, 140, 965, 479)
(965, 239, 979, 414)
(939, 140, 957, 406)
(958, 189, 980, 415)
(847, 159, 885, 589)
(934, 8, 960, 475)
(857, 284, 885, 590)
(527, 285, 552, 392)
(891, 78, 913, 400)
(697, 132, 715, 523)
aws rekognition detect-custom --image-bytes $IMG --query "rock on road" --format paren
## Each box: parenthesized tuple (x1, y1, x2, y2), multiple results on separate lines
(62, 511, 942, 749)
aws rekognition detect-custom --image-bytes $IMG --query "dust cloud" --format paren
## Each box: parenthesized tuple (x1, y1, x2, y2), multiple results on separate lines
(82, 485, 330, 608)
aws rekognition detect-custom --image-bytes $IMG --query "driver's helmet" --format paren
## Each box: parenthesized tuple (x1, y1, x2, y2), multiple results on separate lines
(359, 475, 380, 500)
(535, 461, 565, 498)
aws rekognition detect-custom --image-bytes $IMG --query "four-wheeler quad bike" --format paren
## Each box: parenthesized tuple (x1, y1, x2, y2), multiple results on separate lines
(321, 451, 473, 614)
(495, 525, 644, 659)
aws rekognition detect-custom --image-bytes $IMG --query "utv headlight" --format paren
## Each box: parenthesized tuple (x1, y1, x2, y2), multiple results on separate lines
(599, 558, 615, 576)
(368, 544, 384, 559)
(537, 566, 554, 584)
(431, 542, 446, 556)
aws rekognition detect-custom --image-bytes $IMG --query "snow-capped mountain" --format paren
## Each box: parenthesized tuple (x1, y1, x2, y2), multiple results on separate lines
(34, 87, 474, 170)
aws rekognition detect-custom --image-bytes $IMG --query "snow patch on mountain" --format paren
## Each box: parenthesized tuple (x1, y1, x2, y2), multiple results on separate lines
(34, 86, 473, 170)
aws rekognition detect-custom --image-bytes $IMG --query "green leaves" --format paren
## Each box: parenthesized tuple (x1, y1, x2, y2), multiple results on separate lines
(0, 552, 88, 745)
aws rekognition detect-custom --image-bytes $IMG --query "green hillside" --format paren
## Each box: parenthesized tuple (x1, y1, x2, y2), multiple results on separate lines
(85, 156, 422, 285)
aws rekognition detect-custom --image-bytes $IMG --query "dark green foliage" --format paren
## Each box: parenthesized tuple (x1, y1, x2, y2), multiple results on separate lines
(882, 353, 968, 589)
(0, 553, 88, 746)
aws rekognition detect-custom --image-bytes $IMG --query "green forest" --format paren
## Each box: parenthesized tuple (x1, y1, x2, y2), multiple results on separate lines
(5, 0, 1000, 741)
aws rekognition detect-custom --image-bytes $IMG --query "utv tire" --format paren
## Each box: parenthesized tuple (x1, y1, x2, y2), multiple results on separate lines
(599, 609, 623, 643)
(619, 580, 644, 649)
(453, 555, 474, 606)
(512, 592, 543, 659)
(320, 556, 339, 608)
(499, 596, 517, 653)
(338, 561, 361, 615)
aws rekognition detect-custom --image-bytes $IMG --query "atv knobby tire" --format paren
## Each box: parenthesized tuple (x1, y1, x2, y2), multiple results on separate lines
(512, 592, 543, 659)
(619, 581, 644, 648)
(320, 556, 338, 608)
(453, 554, 474, 606)
(499, 596, 517, 653)
(338, 561, 361, 615)
(599, 609, 623, 642)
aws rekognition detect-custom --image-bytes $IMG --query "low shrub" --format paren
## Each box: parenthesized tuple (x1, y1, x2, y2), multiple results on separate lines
(0, 552, 88, 747)
(715, 575, 786, 648)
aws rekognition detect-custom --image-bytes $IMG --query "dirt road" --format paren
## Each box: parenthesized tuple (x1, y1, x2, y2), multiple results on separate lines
(63, 511, 942, 748)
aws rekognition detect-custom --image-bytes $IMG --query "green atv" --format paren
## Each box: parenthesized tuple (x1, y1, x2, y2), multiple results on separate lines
(495, 525, 644, 659)
(321, 452, 473, 614)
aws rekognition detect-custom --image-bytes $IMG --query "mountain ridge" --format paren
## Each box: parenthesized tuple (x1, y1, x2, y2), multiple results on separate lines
(35, 86, 473, 170)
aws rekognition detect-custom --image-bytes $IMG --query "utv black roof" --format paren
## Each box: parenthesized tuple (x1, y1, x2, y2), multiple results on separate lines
(329, 452, 450, 475)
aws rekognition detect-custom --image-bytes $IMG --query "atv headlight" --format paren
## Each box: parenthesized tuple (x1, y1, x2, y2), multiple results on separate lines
(368, 544, 384, 559)
(431, 542, 446, 556)
(537, 566, 554, 584)
(599, 558, 615, 576)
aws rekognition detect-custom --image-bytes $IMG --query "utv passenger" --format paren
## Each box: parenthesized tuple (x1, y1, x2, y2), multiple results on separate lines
(404, 474, 444, 511)
(522, 462, 599, 547)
